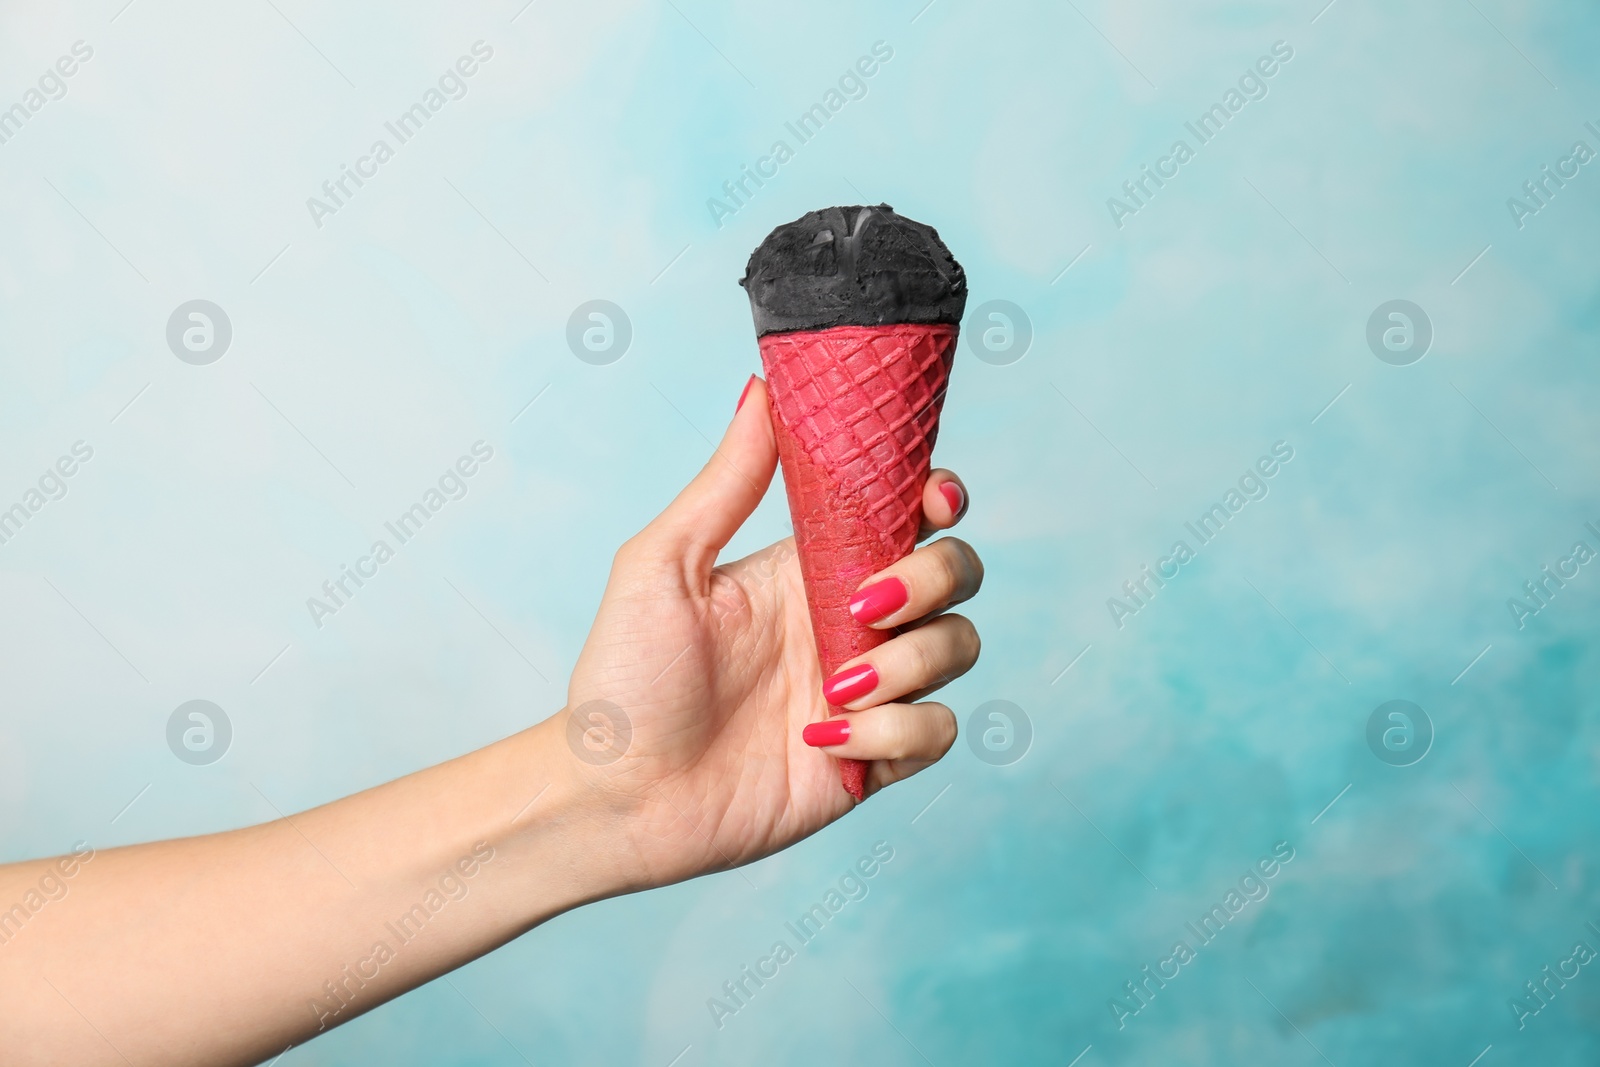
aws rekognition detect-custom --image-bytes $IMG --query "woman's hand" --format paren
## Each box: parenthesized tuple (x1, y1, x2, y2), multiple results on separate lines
(561, 377, 983, 891)
(0, 377, 981, 1066)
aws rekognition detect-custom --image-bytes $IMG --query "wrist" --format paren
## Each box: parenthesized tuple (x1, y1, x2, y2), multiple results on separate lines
(483, 714, 650, 924)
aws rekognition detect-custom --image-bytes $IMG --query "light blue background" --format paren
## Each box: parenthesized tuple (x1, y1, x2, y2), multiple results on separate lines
(3, 1, 1599, 1063)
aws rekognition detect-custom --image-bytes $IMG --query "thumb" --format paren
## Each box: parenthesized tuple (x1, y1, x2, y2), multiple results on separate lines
(645, 375, 778, 576)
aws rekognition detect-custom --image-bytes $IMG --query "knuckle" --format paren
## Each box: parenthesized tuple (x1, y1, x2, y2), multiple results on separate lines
(879, 712, 920, 760)
(611, 535, 642, 571)
(876, 703, 956, 761)
(950, 537, 984, 592)
(926, 703, 958, 757)
(907, 630, 948, 685)
(611, 533, 673, 590)
(933, 537, 980, 591)
(943, 614, 982, 668)
(926, 540, 966, 596)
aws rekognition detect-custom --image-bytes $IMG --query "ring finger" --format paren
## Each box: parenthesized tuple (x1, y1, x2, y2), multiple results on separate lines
(819, 614, 980, 710)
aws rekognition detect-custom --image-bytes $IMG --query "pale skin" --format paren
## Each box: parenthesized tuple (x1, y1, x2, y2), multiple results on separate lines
(0, 379, 984, 1066)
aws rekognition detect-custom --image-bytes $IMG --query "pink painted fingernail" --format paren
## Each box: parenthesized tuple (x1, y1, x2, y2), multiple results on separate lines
(822, 663, 878, 705)
(736, 374, 757, 412)
(849, 577, 908, 625)
(939, 481, 964, 517)
(803, 718, 851, 747)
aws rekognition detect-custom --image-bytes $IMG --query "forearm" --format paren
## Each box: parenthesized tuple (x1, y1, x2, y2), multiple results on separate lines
(0, 714, 630, 1067)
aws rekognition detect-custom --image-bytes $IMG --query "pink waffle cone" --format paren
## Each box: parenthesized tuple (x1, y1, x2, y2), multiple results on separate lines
(758, 322, 957, 800)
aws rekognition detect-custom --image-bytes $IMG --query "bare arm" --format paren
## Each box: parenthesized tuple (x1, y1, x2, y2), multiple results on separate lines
(0, 717, 629, 1065)
(0, 380, 982, 1066)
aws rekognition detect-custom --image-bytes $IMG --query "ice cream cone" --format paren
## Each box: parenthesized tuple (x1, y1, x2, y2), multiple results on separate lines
(741, 205, 967, 800)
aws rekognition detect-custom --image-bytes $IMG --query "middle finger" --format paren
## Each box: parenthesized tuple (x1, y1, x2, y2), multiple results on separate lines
(847, 536, 984, 629)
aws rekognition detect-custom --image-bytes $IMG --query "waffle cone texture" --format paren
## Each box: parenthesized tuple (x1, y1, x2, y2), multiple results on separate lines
(758, 322, 957, 800)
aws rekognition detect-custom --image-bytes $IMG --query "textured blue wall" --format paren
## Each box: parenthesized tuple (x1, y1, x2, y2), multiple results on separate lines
(2, 1, 1598, 1063)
